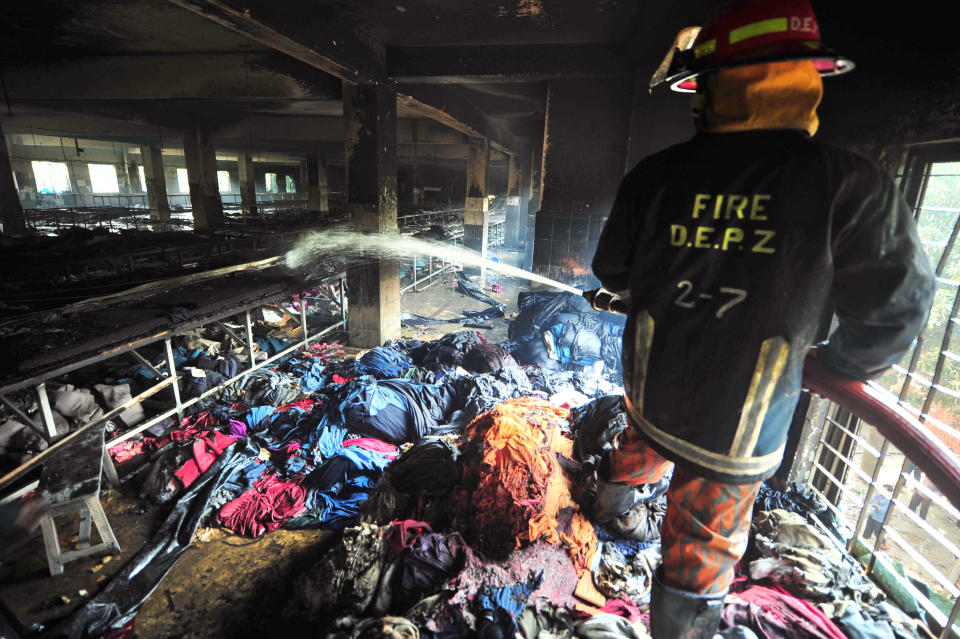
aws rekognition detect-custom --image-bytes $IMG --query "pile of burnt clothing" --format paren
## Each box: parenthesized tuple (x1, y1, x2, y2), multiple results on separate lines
(401, 331, 488, 372)
(0, 381, 146, 468)
(729, 482, 931, 639)
(283, 398, 647, 639)
(57, 330, 660, 639)
(506, 292, 625, 382)
(451, 397, 598, 569)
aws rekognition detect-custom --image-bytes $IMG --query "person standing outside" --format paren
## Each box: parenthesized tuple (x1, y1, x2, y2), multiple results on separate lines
(587, 1, 936, 637)
(864, 485, 895, 547)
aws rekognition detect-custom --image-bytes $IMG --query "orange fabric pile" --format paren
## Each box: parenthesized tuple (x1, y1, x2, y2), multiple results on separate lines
(455, 397, 597, 574)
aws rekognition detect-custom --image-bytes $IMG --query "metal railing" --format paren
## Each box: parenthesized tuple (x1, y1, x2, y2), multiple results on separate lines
(803, 354, 960, 638)
(399, 255, 458, 294)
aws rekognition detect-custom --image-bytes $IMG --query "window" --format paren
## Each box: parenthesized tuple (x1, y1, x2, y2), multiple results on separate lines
(31, 161, 71, 194)
(265, 172, 278, 193)
(217, 171, 231, 193)
(878, 160, 960, 437)
(88, 164, 120, 193)
(138, 165, 147, 192)
(285, 175, 296, 193)
(177, 168, 189, 193)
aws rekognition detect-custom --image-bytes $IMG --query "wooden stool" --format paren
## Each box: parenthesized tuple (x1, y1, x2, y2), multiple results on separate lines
(38, 426, 120, 576)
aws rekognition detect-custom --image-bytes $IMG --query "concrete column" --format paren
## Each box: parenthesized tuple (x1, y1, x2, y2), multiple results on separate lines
(122, 149, 138, 194)
(305, 154, 329, 213)
(140, 144, 171, 222)
(0, 126, 26, 235)
(504, 153, 522, 249)
(533, 78, 633, 283)
(343, 81, 400, 348)
(238, 153, 257, 217)
(182, 121, 224, 229)
(463, 136, 489, 276)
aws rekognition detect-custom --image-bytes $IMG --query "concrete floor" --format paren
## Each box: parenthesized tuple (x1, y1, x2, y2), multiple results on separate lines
(0, 253, 539, 637)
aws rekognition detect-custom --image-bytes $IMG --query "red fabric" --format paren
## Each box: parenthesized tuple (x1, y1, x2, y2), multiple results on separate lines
(174, 431, 237, 488)
(573, 598, 643, 623)
(170, 410, 220, 442)
(218, 472, 307, 538)
(102, 619, 136, 639)
(108, 440, 144, 464)
(343, 438, 399, 457)
(723, 582, 847, 639)
(387, 519, 432, 554)
(276, 398, 318, 413)
(332, 374, 352, 384)
(310, 342, 346, 359)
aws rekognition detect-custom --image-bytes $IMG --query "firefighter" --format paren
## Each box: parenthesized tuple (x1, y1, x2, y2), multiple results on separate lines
(586, 0, 936, 637)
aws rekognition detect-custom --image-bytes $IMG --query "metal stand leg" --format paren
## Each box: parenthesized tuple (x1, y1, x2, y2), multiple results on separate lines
(36, 383, 58, 440)
(300, 297, 309, 348)
(245, 309, 257, 369)
(164, 339, 183, 423)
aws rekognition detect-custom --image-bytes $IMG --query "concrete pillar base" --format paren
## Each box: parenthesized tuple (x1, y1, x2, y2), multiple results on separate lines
(347, 259, 401, 348)
(140, 145, 171, 222)
(238, 154, 257, 218)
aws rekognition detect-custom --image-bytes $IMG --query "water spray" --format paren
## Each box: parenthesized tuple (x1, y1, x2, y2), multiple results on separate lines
(286, 228, 586, 296)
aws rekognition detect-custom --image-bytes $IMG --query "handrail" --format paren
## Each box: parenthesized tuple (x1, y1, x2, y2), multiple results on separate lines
(802, 352, 960, 511)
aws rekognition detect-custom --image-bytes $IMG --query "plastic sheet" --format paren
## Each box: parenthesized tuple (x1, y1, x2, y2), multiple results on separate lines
(49, 443, 258, 638)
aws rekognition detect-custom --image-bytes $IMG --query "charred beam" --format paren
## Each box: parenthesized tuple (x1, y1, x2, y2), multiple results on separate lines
(168, 0, 387, 84)
(388, 44, 633, 84)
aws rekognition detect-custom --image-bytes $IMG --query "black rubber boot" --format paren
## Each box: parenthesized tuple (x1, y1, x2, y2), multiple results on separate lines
(650, 572, 758, 639)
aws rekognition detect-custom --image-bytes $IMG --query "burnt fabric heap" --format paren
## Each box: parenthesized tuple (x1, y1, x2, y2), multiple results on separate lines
(506, 292, 625, 381)
(460, 343, 523, 376)
(753, 481, 845, 541)
(403, 330, 487, 372)
(746, 509, 886, 608)
(571, 395, 629, 479)
(41, 307, 933, 639)
(727, 505, 928, 639)
(452, 398, 598, 571)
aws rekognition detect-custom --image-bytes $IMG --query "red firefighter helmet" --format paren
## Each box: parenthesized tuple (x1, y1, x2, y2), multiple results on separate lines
(650, 0, 854, 92)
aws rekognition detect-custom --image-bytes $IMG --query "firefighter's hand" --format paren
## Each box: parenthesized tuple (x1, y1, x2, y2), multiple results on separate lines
(583, 289, 627, 314)
(582, 289, 601, 309)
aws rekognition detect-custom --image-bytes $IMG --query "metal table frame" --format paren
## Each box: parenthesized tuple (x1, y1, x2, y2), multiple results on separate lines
(0, 271, 348, 499)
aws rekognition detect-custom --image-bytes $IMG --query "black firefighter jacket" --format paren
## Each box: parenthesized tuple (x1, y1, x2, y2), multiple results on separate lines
(592, 130, 935, 483)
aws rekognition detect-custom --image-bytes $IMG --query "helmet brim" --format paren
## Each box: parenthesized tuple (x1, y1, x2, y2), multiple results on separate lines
(652, 40, 854, 92)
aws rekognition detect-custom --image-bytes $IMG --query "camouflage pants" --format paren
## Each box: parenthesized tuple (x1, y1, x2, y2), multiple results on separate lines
(607, 424, 761, 594)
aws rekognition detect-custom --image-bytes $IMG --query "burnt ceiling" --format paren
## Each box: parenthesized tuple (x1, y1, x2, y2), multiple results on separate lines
(1, 0, 957, 156)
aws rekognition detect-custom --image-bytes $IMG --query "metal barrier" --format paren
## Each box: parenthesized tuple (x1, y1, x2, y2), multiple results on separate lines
(399, 255, 457, 294)
(803, 354, 960, 638)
